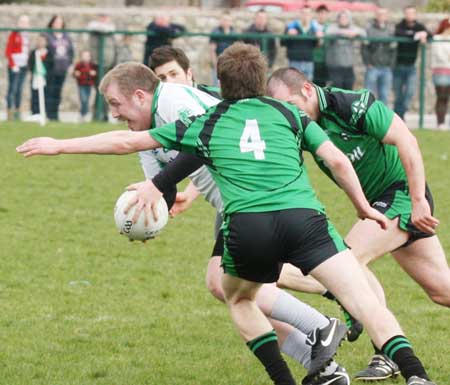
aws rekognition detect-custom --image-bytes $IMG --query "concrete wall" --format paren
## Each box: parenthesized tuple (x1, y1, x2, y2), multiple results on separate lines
(0, 4, 445, 117)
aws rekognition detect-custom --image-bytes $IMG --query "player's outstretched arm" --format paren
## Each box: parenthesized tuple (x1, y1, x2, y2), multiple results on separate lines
(16, 131, 162, 157)
(316, 140, 388, 229)
(382, 114, 439, 234)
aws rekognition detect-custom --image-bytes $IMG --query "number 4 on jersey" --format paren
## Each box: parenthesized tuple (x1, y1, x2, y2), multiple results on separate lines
(240, 119, 266, 160)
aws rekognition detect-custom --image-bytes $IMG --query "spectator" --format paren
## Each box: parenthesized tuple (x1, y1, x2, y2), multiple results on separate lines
(361, 7, 396, 105)
(86, 13, 116, 121)
(5, 14, 30, 121)
(209, 12, 236, 85)
(393, 5, 431, 120)
(431, 17, 450, 130)
(311, 4, 330, 86)
(282, 6, 318, 80)
(115, 34, 134, 64)
(28, 35, 53, 117)
(326, 10, 365, 90)
(73, 50, 97, 122)
(143, 15, 186, 67)
(43, 15, 74, 121)
(244, 9, 277, 71)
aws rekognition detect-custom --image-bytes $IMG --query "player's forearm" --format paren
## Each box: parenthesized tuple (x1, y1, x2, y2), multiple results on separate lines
(183, 181, 201, 202)
(59, 131, 159, 155)
(328, 155, 371, 214)
(397, 137, 426, 202)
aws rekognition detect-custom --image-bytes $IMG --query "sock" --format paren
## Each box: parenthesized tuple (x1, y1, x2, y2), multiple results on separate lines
(248, 331, 296, 385)
(382, 335, 429, 380)
(280, 328, 311, 369)
(281, 329, 339, 375)
(322, 291, 336, 301)
(271, 291, 329, 333)
(372, 340, 382, 355)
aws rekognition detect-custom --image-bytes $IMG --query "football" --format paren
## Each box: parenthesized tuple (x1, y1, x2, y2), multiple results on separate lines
(114, 190, 169, 241)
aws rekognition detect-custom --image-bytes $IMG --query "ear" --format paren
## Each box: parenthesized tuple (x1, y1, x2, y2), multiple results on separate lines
(302, 82, 314, 98)
(134, 89, 147, 106)
(186, 68, 193, 84)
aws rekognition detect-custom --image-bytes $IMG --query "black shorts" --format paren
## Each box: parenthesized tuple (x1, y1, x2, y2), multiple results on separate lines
(372, 182, 435, 248)
(211, 229, 224, 257)
(221, 208, 347, 283)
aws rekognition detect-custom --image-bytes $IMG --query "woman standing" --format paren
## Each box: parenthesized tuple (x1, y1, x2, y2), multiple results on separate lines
(431, 17, 450, 130)
(5, 15, 30, 120)
(43, 15, 74, 121)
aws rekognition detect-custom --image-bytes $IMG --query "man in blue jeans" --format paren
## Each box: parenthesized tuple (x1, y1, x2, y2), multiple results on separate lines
(362, 7, 396, 106)
(393, 5, 431, 120)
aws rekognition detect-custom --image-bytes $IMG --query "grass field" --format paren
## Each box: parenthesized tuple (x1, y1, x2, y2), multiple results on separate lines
(1, 122, 449, 385)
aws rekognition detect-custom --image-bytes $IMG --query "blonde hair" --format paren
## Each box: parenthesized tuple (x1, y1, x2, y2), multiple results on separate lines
(99, 62, 159, 97)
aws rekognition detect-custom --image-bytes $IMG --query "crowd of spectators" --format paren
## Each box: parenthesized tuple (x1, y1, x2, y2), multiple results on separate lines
(4, 7, 450, 128)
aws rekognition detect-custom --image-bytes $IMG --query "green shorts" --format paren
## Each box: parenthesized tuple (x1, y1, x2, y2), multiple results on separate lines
(221, 208, 347, 283)
(371, 181, 434, 247)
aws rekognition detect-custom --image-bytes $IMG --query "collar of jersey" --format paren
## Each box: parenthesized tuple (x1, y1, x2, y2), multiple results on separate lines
(315, 85, 328, 112)
(150, 81, 163, 129)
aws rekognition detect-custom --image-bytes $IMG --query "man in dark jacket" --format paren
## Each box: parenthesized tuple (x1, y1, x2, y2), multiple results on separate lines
(393, 6, 431, 119)
(143, 15, 185, 67)
(281, 6, 318, 80)
(362, 7, 396, 105)
(244, 9, 277, 70)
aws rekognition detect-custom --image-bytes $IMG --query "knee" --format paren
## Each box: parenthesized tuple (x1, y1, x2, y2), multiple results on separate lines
(429, 290, 450, 307)
(206, 274, 225, 303)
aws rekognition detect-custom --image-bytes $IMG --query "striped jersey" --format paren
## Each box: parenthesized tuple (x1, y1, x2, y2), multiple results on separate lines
(139, 82, 223, 213)
(150, 96, 329, 215)
(313, 86, 406, 202)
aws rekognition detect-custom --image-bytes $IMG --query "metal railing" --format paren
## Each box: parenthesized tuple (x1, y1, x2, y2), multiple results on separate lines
(1, 27, 448, 128)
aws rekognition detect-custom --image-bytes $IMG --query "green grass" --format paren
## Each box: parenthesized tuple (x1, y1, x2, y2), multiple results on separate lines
(1, 122, 450, 385)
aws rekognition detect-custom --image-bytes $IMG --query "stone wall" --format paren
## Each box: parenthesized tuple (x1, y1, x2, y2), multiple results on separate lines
(0, 4, 445, 116)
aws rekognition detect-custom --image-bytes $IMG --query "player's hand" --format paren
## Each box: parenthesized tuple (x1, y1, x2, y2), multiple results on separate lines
(411, 197, 439, 234)
(125, 180, 162, 225)
(169, 192, 194, 217)
(16, 137, 61, 157)
(358, 207, 388, 230)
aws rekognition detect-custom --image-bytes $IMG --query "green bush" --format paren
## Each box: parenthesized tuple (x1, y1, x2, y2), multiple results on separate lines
(426, 0, 450, 12)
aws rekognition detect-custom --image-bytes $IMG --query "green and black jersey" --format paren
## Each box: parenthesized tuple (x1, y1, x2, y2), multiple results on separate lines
(313, 86, 406, 202)
(195, 83, 221, 100)
(150, 97, 329, 215)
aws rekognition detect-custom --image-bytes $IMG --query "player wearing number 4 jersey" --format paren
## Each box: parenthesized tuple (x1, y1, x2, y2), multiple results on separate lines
(267, 67, 447, 384)
(148, 46, 351, 385)
(16, 43, 436, 385)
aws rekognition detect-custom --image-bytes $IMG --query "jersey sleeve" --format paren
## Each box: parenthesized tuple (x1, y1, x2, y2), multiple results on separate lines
(149, 116, 201, 154)
(138, 151, 163, 179)
(363, 100, 395, 141)
(302, 121, 330, 154)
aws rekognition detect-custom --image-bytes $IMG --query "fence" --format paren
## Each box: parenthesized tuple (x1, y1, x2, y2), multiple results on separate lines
(1, 26, 448, 128)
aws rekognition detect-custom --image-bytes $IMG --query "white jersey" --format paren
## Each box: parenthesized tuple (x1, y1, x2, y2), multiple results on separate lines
(139, 82, 224, 214)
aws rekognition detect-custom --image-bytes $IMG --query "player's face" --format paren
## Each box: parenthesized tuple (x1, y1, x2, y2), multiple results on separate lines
(153, 60, 193, 86)
(104, 82, 151, 131)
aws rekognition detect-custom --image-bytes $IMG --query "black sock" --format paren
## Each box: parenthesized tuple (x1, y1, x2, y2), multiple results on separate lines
(322, 291, 336, 301)
(372, 340, 382, 355)
(247, 331, 296, 385)
(382, 335, 429, 380)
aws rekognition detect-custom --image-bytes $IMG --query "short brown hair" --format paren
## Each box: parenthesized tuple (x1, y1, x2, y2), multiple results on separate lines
(217, 42, 268, 100)
(150, 46, 191, 73)
(99, 62, 160, 97)
(267, 67, 310, 96)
